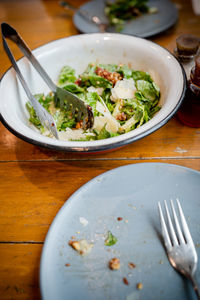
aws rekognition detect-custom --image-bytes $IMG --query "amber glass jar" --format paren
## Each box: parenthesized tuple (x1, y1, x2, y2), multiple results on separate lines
(174, 34, 199, 79)
(177, 56, 200, 127)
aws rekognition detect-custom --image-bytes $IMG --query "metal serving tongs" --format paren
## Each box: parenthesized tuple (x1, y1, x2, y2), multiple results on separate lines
(1, 23, 94, 138)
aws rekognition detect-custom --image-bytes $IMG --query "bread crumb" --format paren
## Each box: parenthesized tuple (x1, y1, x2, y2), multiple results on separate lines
(136, 282, 143, 290)
(79, 217, 88, 227)
(109, 258, 120, 270)
(68, 239, 93, 256)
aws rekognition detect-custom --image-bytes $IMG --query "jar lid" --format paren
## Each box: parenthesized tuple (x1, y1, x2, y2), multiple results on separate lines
(176, 34, 199, 56)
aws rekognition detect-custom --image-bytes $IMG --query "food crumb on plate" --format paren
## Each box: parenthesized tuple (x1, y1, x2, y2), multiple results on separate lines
(117, 217, 123, 221)
(79, 217, 89, 227)
(136, 282, 143, 290)
(109, 257, 120, 270)
(65, 263, 71, 267)
(128, 262, 136, 269)
(123, 277, 129, 285)
(105, 231, 117, 246)
(68, 239, 93, 256)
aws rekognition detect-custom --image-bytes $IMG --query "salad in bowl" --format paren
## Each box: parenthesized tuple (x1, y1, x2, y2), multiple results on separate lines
(27, 63, 160, 141)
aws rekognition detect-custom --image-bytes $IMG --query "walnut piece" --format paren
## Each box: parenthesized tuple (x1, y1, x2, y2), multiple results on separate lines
(95, 67, 123, 85)
(128, 262, 136, 269)
(109, 257, 120, 270)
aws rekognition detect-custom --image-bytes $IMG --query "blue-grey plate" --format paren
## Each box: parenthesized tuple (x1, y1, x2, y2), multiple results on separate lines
(40, 163, 200, 300)
(73, 0, 178, 37)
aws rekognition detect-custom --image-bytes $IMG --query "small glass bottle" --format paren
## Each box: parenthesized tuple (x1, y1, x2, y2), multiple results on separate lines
(177, 55, 200, 127)
(174, 34, 199, 79)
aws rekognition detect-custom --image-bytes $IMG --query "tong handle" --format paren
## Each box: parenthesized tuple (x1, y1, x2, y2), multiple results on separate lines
(1, 23, 57, 92)
(1, 23, 59, 139)
(1, 24, 34, 102)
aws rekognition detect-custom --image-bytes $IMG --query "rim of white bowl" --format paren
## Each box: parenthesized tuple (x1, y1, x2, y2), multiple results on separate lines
(0, 33, 186, 153)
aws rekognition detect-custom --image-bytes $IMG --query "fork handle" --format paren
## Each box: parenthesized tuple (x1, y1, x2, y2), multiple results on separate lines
(189, 275, 200, 299)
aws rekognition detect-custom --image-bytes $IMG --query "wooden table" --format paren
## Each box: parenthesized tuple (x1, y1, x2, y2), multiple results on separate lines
(0, 0, 200, 299)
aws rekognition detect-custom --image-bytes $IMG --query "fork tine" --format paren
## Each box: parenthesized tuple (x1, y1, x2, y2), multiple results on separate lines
(176, 198, 194, 245)
(170, 199, 185, 244)
(158, 202, 172, 249)
(164, 200, 178, 246)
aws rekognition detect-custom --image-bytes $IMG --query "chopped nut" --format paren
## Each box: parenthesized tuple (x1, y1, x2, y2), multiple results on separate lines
(116, 112, 127, 121)
(71, 236, 76, 239)
(123, 277, 129, 285)
(136, 282, 143, 290)
(95, 66, 123, 85)
(117, 217, 123, 221)
(128, 262, 136, 269)
(109, 257, 120, 270)
(68, 240, 81, 251)
(65, 263, 71, 267)
(76, 121, 83, 129)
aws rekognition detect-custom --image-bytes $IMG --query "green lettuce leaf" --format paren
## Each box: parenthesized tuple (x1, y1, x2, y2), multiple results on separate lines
(58, 66, 77, 84)
(53, 110, 76, 131)
(80, 63, 112, 88)
(84, 92, 100, 116)
(62, 83, 84, 94)
(132, 70, 153, 82)
(95, 124, 111, 140)
(26, 102, 42, 129)
(136, 80, 160, 101)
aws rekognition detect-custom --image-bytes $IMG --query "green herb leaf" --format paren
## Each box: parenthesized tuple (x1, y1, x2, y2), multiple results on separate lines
(105, 231, 117, 246)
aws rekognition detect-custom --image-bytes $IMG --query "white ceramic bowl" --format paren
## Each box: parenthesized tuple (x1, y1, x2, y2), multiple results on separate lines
(0, 33, 185, 152)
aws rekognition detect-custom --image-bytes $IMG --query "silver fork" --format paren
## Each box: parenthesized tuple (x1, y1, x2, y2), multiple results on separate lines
(158, 199, 200, 299)
(59, 1, 108, 33)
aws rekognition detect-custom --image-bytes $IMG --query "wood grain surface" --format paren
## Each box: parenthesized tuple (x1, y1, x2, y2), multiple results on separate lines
(0, 0, 200, 299)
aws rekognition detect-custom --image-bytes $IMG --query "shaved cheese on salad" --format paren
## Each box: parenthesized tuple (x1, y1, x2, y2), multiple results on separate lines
(111, 78, 136, 102)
